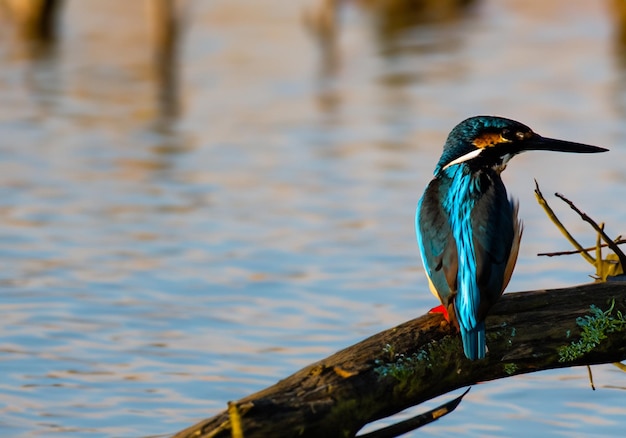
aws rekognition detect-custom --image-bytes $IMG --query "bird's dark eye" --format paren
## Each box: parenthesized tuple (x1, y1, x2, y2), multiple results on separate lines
(501, 129, 513, 141)
(501, 129, 530, 142)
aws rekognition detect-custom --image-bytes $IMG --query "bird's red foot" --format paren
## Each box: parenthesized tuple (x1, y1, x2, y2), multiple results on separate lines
(429, 304, 450, 322)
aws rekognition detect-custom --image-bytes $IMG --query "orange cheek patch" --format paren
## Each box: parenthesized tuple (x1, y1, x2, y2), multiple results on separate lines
(472, 133, 508, 148)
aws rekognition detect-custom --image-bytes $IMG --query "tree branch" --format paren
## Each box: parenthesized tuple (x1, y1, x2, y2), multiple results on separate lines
(173, 282, 626, 438)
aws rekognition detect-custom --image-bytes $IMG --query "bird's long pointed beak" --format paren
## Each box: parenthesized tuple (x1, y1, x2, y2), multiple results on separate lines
(523, 135, 608, 154)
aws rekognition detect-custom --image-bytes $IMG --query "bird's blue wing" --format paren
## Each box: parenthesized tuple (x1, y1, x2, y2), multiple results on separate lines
(469, 175, 519, 320)
(416, 178, 458, 305)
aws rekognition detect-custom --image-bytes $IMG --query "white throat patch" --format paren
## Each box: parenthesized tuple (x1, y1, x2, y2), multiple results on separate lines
(494, 153, 513, 174)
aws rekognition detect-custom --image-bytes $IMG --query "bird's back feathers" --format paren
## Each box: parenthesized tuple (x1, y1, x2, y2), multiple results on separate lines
(416, 166, 520, 360)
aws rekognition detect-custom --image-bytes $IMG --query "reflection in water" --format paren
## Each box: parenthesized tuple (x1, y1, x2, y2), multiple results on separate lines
(609, 0, 626, 127)
(0, 9, 195, 436)
(305, 0, 478, 52)
(0, 0, 62, 41)
(303, 0, 342, 115)
(304, 0, 478, 150)
(147, 0, 187, 123)
(363, 0, 477, 50)
(2, 0, 185, 146)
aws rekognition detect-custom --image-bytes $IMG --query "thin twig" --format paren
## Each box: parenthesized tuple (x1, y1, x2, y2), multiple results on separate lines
(554, 192, 626, 270)
(586, 365, 596, 391)
(537, 239, 626, 257)
(613, 362, 626, 372)
(534, 180, 594, 264)
(595, 224, 604, 277)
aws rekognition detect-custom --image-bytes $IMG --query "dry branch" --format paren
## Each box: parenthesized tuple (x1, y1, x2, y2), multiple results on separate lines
(173, 281, 626, 438)
(533, 181, 624, 280)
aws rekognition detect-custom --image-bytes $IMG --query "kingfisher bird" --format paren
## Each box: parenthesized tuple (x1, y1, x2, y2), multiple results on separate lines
(415, 116, 607, 360)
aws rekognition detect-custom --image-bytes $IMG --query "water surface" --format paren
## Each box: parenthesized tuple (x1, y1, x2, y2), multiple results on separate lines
(1, 1, 625, 437)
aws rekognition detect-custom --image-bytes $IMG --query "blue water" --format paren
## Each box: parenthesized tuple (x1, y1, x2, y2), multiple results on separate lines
(1, 1, 625, 437)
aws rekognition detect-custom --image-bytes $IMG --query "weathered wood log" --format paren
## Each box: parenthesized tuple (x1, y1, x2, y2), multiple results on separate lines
(173, 281, 626, 438)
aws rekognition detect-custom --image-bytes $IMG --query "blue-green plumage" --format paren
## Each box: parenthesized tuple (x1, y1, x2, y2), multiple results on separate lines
(416, 116, 607, 360)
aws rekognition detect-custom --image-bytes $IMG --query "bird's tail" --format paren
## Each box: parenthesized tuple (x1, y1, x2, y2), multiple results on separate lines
(460, 322, 486, 360)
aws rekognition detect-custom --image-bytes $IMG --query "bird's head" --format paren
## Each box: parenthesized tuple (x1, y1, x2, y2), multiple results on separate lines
(434, 116, 608, 176)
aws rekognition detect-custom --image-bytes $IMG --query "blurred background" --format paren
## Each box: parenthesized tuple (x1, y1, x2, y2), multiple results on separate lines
(0, 0, 625, 437)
